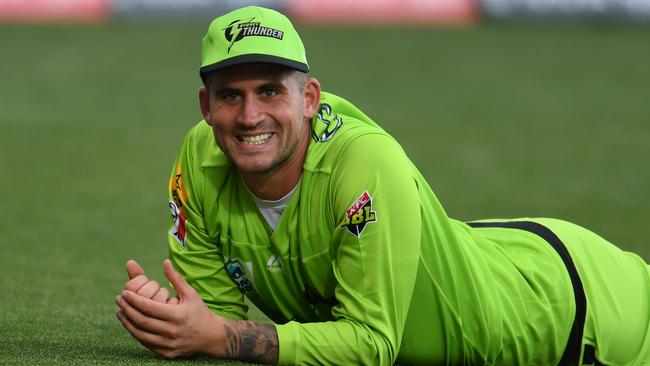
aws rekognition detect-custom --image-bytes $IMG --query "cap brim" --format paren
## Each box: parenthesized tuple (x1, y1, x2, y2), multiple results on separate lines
(200, 54, 309, 76)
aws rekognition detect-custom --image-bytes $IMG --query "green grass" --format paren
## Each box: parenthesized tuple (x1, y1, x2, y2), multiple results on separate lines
(1, 22, 649, 364)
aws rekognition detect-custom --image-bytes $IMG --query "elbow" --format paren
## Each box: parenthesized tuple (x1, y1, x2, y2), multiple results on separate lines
(361, 323, 400, 366)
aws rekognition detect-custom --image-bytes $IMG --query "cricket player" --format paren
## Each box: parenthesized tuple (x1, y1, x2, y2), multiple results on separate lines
(115, 6, 650, 365)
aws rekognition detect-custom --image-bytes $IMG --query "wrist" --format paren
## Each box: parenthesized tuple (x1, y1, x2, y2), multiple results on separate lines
(206, 317, 279, 364)
(203, 311, 229, 359)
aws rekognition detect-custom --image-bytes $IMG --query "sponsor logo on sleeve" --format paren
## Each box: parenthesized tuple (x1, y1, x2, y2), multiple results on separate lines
(224, 257, 255, 293)
(169, 163, 188, 249)
(169, 201, 187, 250)
(169, 163, 188, 208)
(339, 191, 377, 237)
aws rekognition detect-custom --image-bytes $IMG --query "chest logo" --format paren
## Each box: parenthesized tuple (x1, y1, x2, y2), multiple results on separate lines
(312, 103, 343, 142)
(224, 257, 255, 293)
(339, 191, 377, 237)
(266, 255, 283, 273)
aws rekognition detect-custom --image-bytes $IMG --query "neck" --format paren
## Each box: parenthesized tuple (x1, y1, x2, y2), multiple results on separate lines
(242, 166, 302, 201)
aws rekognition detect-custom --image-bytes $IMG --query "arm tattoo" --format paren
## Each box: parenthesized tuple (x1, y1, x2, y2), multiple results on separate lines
(222, 320, 279, 364)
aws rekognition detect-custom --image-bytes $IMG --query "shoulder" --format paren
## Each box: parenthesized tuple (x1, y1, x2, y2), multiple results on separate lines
(172, 121, 233, 212)
(305, 92, 407, 172)
(178, 120, 230, 168)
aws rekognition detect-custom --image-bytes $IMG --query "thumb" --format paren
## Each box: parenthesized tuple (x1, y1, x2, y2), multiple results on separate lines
(126, 260, 145, 280)
(163, 259, 195, 300)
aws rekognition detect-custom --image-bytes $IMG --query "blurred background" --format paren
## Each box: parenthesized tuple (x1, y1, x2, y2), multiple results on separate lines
(1, 0, 649, 364)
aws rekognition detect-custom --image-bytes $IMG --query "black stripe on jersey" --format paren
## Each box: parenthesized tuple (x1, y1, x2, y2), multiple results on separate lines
(466, 220, 586, 366)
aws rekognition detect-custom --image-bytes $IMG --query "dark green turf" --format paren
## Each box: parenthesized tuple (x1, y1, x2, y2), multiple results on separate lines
(1, 22, 649, 364)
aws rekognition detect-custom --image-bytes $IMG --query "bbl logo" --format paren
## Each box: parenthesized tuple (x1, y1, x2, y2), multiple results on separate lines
(224, 17, 284, 53)
(340, 191, 377, 237)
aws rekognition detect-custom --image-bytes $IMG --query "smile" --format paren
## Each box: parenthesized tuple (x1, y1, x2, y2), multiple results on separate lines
(238, 133, 273, 145)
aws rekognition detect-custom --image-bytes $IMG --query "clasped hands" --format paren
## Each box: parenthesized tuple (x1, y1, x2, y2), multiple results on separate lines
(115, 259, 224, 359)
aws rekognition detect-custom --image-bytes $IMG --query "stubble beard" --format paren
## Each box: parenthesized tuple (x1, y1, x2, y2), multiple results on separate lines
(221, 121, 310, 177)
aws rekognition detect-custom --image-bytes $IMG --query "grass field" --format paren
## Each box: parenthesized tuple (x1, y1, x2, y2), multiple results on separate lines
(1, 21, 649, 364)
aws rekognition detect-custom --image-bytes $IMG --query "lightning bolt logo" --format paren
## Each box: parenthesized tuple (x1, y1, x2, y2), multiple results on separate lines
(224, 17, 256, 53)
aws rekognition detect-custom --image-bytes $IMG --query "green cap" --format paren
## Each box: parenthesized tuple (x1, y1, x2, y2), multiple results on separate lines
(200, 6, 309, 77)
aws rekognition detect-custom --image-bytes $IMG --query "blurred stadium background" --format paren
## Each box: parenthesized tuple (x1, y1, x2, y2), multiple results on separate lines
(1, 0, 649, 364)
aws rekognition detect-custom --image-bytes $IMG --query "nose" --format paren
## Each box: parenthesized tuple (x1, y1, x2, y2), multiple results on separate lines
(237, 96, 264, 128)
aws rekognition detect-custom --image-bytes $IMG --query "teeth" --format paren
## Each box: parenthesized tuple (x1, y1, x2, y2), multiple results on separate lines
(240, 133, 272, 145)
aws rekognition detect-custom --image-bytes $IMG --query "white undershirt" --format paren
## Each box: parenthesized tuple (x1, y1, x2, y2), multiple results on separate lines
(245, 181, 300, 231)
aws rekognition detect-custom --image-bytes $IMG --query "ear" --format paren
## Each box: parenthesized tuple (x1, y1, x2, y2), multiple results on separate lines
(198, 86, 211, 124)
(302, 77, 321, 119)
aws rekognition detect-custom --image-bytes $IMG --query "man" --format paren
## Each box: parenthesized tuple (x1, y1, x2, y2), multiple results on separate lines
(115, 6, 650, 365)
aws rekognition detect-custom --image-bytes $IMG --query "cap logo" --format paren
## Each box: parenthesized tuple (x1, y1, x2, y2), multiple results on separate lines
(224, 17, 284, 53)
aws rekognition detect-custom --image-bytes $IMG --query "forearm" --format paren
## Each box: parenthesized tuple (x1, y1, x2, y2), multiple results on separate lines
(213, 319, 279, 364)
(275, 319, 395, 365)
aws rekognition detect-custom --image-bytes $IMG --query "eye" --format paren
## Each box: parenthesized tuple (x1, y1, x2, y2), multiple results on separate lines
(214, 89, 241, 102)
(262, 88, 278, 97)
(223, 92, 240, 101)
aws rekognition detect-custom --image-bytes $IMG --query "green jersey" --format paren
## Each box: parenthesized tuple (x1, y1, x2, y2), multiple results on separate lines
(167, 92, 647, 365)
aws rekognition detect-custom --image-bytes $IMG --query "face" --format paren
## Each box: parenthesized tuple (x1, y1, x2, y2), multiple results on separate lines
(199, 63, 320, 178)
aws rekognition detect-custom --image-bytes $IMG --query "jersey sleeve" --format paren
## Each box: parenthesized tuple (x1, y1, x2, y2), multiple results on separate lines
(276, 133, 422, 365)
(167, 124, 248, 320)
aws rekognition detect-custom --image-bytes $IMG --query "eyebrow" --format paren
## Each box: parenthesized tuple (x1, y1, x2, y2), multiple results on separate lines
(256, 81, 287, 92)
(212, 80, 288, 97)
(212, 87, 239, 98)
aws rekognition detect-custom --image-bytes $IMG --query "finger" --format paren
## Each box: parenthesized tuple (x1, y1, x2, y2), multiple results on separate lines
(116, 310, 156, 350)
(116, 294, 172, 335)
(126, 260, 145, 280)
(152, 287, 170, 303)
(120, 290, 173, 321)
(137, 280, 161, 299)
(163, 259, 195, 300)
(116, 308, 178, 359)
(116, 309, 172, 351)
(124, 275, 149, 293)
(167, 297, 179, 305)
